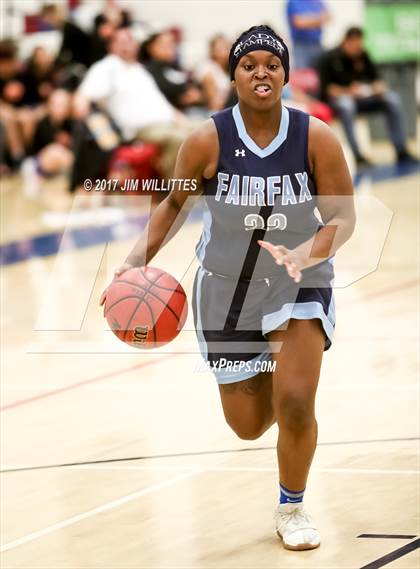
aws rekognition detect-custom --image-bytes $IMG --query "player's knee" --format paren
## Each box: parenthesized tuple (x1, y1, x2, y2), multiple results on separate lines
(277, 392, 315, 434)
(226, 417, 269, 440)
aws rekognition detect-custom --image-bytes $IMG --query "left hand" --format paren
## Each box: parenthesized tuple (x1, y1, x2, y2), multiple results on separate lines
(258, 240, 304, 283)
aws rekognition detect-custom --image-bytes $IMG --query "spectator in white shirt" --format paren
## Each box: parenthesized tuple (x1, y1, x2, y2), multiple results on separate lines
(74, 28, 194, 178)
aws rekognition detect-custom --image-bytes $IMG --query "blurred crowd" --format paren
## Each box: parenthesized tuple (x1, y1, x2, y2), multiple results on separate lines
(0, 0, 416, 198)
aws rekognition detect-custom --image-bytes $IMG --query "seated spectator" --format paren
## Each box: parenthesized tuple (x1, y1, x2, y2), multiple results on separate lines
(89, 14, 117, 65)
(1, 43, 58, 168)
(287, 0, 330, 69)
(21, 89, 74, 196)
(194, 34, 231, 112)
(89, 0, 133, 65)
(139, 29, 204, 112)
(40, 3, 91, 69)
(74, 28, 194, 181)
(0, 40, 27, 168)
(101, 0, 132, 29)
(282, 83, 333, 124)
(17, 46, 57, 147)
(20, 46, 55, 105)
(319, 27, 416, 167)
(0, 40, 53, 169)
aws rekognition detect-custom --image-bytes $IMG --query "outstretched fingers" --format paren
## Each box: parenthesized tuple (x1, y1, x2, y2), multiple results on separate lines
(258, 241, 302, 283)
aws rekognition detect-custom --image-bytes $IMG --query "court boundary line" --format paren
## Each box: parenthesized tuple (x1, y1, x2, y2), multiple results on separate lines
(1, 463, 418, 554)
(0, 467, 205, 553)
(1, 437, 418, 474)
(3, 465, 418, 475)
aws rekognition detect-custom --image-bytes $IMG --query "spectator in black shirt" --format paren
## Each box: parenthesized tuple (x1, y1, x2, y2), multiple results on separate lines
(20, 46, 55, 106)
(89, 4, 133, 66)
(139, 30, 204, 112)
(89, 14, 116, 65)
(0, 40, 47, 167)
(30, 89, 73, 158)
(319, 27, 415, 167)
(40, 4, 91, 69)
(0, 40, 26, 166)
(21, 89, 74, 196)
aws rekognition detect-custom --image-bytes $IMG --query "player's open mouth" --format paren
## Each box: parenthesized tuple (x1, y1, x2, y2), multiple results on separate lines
(254, 83, 272, 98)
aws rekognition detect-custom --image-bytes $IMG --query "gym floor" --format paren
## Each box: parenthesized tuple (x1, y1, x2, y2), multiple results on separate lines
(1, 147, 419, 568)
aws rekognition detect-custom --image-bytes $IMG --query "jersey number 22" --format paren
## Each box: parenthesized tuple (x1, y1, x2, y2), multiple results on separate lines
(244, 213, 287, 231)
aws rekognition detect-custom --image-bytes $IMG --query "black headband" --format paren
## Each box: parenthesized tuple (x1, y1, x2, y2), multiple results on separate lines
(229, 27, 289, 84)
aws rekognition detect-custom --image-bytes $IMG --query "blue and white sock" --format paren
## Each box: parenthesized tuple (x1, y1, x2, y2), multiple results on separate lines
(279, 483, 305, 504)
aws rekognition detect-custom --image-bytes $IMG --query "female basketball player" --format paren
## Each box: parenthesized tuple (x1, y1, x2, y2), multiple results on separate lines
(101, 25, 355, 550)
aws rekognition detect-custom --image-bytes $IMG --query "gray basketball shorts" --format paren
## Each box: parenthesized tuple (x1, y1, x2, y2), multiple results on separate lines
(192, 263, 335, 384)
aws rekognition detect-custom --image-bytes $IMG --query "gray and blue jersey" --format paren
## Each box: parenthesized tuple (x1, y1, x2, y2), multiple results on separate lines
(196, 104, 325, 280)
(192, 104, 336, 384)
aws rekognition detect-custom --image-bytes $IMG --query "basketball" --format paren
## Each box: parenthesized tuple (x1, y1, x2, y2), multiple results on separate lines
(104, 266, 188, 349)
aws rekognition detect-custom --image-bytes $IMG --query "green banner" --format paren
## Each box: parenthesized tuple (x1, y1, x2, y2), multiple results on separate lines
(365, 3, 420, 63)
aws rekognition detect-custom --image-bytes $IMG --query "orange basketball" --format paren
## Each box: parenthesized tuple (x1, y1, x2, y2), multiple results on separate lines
(104, 266, 188, 349)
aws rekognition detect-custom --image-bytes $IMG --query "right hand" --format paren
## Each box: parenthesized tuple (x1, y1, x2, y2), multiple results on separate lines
(99, 262, 133, 308)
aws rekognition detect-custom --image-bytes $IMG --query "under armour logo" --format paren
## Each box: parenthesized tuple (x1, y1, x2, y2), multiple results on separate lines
(235, 149, 245, 157)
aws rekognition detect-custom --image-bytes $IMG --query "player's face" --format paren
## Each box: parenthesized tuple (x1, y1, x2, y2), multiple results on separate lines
(233, 51, 285, 108)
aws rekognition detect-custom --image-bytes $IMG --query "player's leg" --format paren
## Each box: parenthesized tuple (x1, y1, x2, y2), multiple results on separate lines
(267, 318, 325, 550)
(268, 318, 324, 491)
(218, 371, 275, 440)
(193, 268, 276, 439)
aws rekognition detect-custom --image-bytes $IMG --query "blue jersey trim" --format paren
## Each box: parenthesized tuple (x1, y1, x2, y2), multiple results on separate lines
(232, 104, 289, 158)
(213, 350, 272, 384)
(195, 266, 209, 361)
(195, 202, 213, 263)
(262, 300, 335, 347)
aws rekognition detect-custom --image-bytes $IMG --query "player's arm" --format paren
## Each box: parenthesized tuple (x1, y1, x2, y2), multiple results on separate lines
(304, 116, 356, 263)
(124, 120, 217, 267)
(100, 120, 217, 304)
(259, 117, 355, 282)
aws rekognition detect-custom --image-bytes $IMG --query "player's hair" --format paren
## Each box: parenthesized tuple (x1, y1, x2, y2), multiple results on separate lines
(228, 24, 289, 83)
(231, 24, 283, 52)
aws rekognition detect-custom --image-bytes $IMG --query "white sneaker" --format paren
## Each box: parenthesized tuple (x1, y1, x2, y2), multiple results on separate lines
(274, 503, 320, 550)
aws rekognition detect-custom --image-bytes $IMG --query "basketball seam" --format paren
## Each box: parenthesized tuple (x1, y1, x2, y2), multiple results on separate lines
(122, 298, 145, 342)
(104, 295, 147, 316)
(106, 271, 170, 345)
(105, 270, 164, 316)
(105, 270, 185, 346)
(116, 279, 185, 322)
(135, 295, 157, 347)
(138, 270, 186, 295)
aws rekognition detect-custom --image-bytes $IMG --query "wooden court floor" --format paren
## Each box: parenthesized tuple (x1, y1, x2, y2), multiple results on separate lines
(0, 171, 419, 568)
